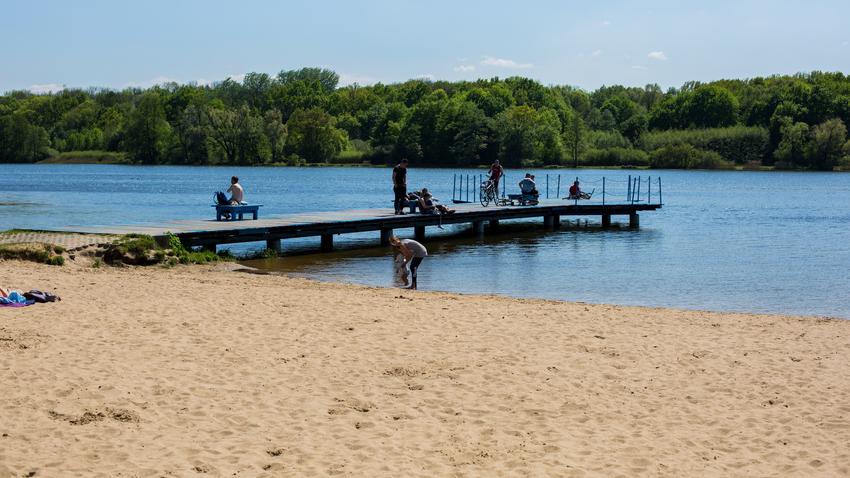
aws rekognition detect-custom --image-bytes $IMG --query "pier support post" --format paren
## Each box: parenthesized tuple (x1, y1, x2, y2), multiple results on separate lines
(629, 212, 640, 228)
(266, 239, 281, 253)
(552, 215, 560, 229)
(489, 219, 499, 230)
(414, 226, 426, 241)
(472, 221, 485, 237)
(380, 228, 392, 246)
(543, 215, 555, 228)
(321, 234, 334, 252)
(602, 214, 611, 228)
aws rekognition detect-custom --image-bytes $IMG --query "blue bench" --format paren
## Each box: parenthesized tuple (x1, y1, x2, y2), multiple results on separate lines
(393, 200, 419, 214)
(212, 204, 262, 221)
(506, 194, 539, 206)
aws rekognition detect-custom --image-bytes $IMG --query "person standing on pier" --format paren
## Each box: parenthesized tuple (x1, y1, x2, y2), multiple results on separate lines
(488, 159, 504, 193)
(392, 159, 409, 215)
(389, 236, 427, 290)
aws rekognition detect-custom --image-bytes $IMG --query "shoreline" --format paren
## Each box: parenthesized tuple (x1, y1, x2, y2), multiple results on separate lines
(2, 259, 849, 476)
(7, 159, 850, 172)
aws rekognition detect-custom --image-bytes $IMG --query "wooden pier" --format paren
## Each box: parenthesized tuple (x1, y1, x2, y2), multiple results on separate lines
(54, 200, 661, 253)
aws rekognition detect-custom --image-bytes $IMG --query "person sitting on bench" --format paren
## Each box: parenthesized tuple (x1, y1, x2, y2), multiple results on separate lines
(518, 173, 539, 197)
(221, 176, 245, 220)
(417, 189, 455, 215)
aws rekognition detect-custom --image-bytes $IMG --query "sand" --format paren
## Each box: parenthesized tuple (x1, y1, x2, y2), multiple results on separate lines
(1, 259, 849, 477)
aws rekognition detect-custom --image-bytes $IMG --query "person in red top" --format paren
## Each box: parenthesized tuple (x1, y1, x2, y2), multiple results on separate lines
(568, 180, 585, 199)
(488, 160, 504, 192)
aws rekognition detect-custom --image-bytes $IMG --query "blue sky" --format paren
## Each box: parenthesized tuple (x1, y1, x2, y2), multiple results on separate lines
(2, 0, 849, 93)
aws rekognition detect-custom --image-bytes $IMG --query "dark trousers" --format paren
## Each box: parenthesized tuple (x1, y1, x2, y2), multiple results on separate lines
(393, 185, 407, 213)
(409, 257, 424, 279)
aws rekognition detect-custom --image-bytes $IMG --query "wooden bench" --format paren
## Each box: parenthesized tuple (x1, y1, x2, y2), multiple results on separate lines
(506, 194, 539, 206)
(212, 204, 262, 221)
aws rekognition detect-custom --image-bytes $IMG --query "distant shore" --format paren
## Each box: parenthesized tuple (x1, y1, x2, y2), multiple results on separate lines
(2, 258, 849, 476)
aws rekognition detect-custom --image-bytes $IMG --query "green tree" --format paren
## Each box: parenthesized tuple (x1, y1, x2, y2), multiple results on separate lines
(563, 112, 587, 168)
(263, 109, 288, 163)
(285, 107, 347, 162)
(806, 118, 847, 170)
(124, 93, 172, 164)
(773, 119, 809, 167)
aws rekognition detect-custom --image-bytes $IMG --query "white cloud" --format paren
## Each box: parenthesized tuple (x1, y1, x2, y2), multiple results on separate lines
(28, 83, 64, 94)
(338, 73, 379, 86)
(480, 56, 533, 69)
(601, 20, 611, 26)
(591, 50, 603, 57)
(631, 65, 648, 70)
(647, 51, 668, 61)
(453, 64, 475, 72)
(412, 73, 434, 81)
(124, 75, 180, 88)
(225, 73, 246, 83)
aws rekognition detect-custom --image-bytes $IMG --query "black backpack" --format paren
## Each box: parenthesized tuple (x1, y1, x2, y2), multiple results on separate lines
(214, 191, 229, 205)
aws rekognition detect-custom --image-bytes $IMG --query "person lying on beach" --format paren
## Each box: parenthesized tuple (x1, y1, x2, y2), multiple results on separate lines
(0, 286, 8, 298)
(417, 189, 455, 215)
(389, 236, 427, 290)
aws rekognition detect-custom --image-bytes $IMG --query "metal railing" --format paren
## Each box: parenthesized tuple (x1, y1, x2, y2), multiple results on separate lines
(452, 173, 663, 206)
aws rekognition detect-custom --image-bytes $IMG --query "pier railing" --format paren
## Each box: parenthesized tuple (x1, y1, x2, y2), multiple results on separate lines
(452, 173, 662, 206)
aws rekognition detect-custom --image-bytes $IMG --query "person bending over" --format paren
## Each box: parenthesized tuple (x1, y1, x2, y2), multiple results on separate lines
(389, 236, 428, 290)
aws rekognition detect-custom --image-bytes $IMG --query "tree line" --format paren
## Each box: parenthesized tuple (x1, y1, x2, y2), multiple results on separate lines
(2, 68, 850, 170)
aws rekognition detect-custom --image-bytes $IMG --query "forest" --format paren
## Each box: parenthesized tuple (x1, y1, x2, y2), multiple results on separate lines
(2, 68, 850, 170)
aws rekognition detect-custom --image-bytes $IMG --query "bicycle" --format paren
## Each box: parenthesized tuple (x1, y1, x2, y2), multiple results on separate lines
(479, 179, 500, 206)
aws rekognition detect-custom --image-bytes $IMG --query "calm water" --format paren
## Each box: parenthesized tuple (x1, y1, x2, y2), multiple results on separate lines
(2, 164, 849, 318)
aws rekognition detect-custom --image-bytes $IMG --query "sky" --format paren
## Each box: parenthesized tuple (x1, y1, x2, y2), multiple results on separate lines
(2, 0, 849, 94)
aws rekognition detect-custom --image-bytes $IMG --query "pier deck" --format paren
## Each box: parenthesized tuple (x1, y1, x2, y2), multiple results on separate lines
(48, 200, 661, 252)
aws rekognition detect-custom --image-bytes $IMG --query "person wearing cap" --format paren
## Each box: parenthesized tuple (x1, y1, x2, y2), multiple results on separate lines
(389, 236, 428, 290)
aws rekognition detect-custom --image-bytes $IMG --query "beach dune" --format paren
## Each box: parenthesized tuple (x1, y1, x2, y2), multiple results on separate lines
(1, 260, 849, 477)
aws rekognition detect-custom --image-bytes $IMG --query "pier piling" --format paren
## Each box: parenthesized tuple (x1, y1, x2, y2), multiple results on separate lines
(380, 228, 392, 246)
(414, 226, 426, 241)
(321, 234, 334, 252)
(629, 212, 640, 228)
(266, 239, 282, 253)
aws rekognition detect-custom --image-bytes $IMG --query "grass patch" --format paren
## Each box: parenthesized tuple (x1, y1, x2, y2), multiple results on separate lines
(39, 150, 129, 165)
(0, 243, 65, 266)
(100, 233, 231, 266)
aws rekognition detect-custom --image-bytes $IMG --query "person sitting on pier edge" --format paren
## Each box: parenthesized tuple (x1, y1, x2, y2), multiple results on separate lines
(488, 159, 504, 191)
(518, 173, 539, 197)
(392, 159, 409, 215)
(568, 180, 591, 200)
(568, 180, 581, 199)
(417, 189, 455, 215)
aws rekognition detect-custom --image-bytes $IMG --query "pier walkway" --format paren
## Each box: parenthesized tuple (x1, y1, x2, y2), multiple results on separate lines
(48, 200, 661, 253)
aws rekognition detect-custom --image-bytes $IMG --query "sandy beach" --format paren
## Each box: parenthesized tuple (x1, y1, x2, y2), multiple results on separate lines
(1, 259, 849, 477)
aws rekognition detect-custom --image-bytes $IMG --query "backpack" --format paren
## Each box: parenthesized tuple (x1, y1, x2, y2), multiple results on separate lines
(214, 191, 229, 205)
(24, 290, 59, 303)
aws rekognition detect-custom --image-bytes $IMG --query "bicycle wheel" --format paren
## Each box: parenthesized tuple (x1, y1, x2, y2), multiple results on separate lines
(479, 184, 490, 206)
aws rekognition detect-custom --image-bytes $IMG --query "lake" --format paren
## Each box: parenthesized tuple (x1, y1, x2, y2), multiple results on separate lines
(2, 164, 849, 318)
